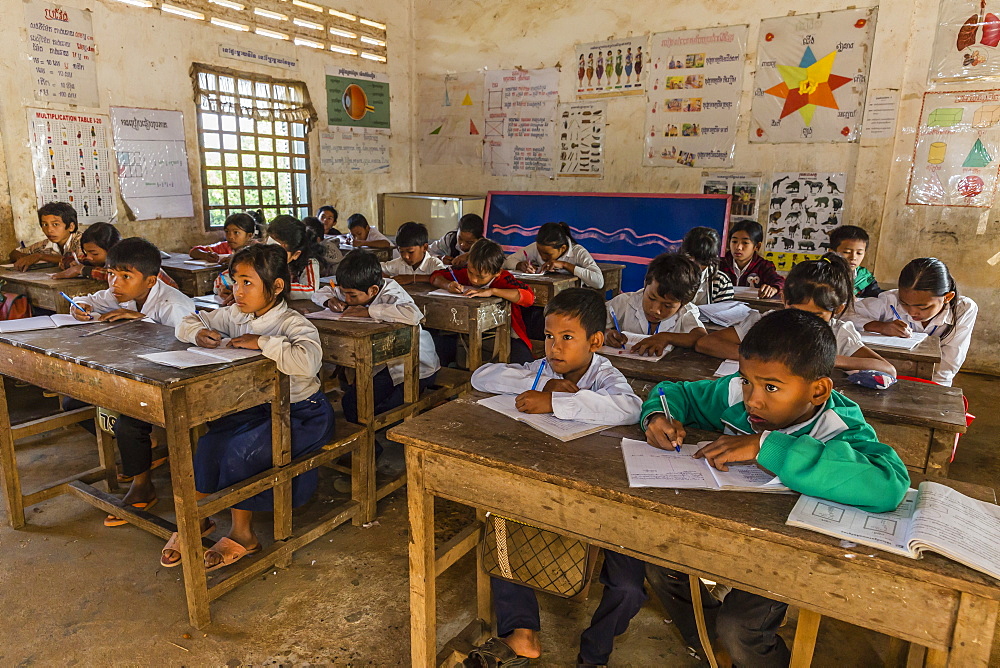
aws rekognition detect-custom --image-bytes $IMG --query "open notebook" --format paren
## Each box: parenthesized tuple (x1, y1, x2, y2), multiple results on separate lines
(786, 481, 1000, 579)
(0, 314, 93, 333)
(620, 438, 790, 492)
(859, 331, 930, 350)
(477, 393, 610, 441)
(304, 310, 374, 322)
(599, 332, 671, 361)
(698, 301, 754, 327)
(138, 342, 261, 368)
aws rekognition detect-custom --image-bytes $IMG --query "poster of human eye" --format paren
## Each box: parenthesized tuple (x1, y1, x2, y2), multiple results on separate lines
(928, 0, 1000, 82)
(643, 25, 748, 168)
(749, 8, 876, 143)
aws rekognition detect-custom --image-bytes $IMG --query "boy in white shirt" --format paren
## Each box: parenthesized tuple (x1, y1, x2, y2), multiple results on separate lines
(346, 213, 391, 249)
(381, 221, 445, 283)
(604, 253, 706, 356)
(468, 288, 643, 668)
(312, 250, 440, 422)
(71, 237, 196, 527)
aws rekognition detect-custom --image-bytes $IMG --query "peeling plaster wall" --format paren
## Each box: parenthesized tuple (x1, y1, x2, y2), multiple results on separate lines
(414, 1, 1000, 375)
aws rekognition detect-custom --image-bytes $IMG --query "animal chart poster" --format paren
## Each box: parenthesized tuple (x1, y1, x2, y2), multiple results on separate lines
(574, 37, 647, 98)
(644, 26, 748, 168)
(750, 8, 877, 143)
(701, 172, 762, 227)
(928, 0, 1000, 82)
(483, 68, 559, 176)
(418, 71, 483, 167)
(28, 108, 115, 225)
(557, 101, 605, 177)
(764, 172, 846, 268)
(907, 90, 1000, 208)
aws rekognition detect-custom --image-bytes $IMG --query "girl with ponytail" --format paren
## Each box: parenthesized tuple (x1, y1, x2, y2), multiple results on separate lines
(503, 221, 604, 289)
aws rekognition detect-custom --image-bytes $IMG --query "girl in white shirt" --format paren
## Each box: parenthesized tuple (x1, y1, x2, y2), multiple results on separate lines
(267, 215, 322, 300)
(848, 257, 977, 386)
(697, 254, 896, 375)
(161, 244, 335, 572)
(504, 221, 604, 289)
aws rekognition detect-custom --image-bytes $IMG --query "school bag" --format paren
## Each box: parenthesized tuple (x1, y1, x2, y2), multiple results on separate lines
(0, 291, 32, 320)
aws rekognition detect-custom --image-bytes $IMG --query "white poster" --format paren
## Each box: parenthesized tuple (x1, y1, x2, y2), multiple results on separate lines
(110, 107, 193, 220)
(907, 90, 1000, 208)
(319, 127, 390, 174)
(28, 108, 115, 225)
(418, 71, 484, 167)
(557, 101, 605, 178)
(574, 37, 647, 99)
(644, 26, 748, 168)
(25, 0, 99, 108)
(701, 172, 762, 227)
(764, 172, 846, 270)
(484, 68, 560, 176)
(750, 8, 877, 143)
(928, 0, 1000, 82)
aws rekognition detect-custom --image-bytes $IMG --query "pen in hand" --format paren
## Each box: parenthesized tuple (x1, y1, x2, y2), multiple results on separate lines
(609, 306, 625, 349)
(59, 292, 91, 318)
(658, 387, 681, 452)
(530, 359, 547, 391)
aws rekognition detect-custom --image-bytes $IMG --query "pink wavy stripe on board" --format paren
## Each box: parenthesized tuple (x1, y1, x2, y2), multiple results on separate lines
(500, 245, 656, 265)
(491, 223, 680, 247)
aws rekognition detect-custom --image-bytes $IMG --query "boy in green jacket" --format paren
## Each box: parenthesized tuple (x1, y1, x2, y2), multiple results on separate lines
(641, 308, 909, 666)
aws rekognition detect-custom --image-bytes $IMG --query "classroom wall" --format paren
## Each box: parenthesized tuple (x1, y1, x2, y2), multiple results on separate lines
(413, 0, 1000, 375)
(0, 0, 413, 252)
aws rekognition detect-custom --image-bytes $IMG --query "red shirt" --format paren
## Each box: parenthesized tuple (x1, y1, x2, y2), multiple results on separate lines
(430, 267, 535, 348)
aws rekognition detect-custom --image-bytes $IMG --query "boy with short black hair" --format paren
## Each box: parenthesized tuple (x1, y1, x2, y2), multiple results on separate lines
(829, 225, 882, 297)
(346, 213, 391, 249)
(430, 238, 536, 364)
(71, 237, 196, 527)
(429, 213, 484, 267)
(381, 221, 444, 283)
(468, 288, 643, 667)
(642, 308, 909, 666)
(311, 250, 439, 422)
(11, 201, 83, 271)
(604, 252, 707, 355)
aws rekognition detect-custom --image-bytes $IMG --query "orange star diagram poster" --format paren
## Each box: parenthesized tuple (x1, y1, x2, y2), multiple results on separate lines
(750, 8, 877, 143)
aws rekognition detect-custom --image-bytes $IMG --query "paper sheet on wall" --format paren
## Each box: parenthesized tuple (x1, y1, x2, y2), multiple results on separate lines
(110, 107, 193, 220)
(418, 71, 484, 167)
(750, 8, 877, 143)
(907, 90, 1000, 208)
(644, 26, 748, 168)
(319, 127, 389, 174)
(557, 101, 605, 177)
(28, 108, 116, 225)
(861, 89, 900, 139)
(574, 37, 647, 98)
(763, 172, 846, 270)
(700, 172, 762, 228)
(928, 0, 1000, 82)
(24, 0, 99, 108)
(483, 68, 559, 176)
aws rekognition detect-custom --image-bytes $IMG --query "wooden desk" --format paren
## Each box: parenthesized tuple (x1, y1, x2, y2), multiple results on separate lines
(343, 245, 394, 263)
(390, 396, 1000, 667)
(403, 283, 511, 370)
(514, 273, 579, 307)
(596, 263, 625, 297)
(611, 347, 968, 478)
(160, 253, 225, 297)
(865, 335, 942, 381)
(0, 321, 365, 628)
(0, 267, 104, 313)
(732, 290, 784, 312)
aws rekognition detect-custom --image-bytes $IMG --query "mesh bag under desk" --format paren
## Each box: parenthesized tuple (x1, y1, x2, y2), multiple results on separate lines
(481, 513, 599, 600)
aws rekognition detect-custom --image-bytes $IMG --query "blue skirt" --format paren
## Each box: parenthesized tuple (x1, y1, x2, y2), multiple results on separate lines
(194, 391, 336, 512)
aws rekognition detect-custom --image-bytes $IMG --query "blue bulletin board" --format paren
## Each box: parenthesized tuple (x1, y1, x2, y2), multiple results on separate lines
(484, 191, 731, 293)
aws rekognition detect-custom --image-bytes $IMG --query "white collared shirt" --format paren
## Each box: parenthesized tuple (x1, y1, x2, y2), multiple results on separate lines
(472, 353, 641, 425)
(847, 290, 978, 386)
(503, 241, 604, 289)
(78, 279, 195, 330)
(733, 309, 864, 358)
(381, 253, 445, 277)
(176, 301, 321, 403)
(605, 290, 703, 336)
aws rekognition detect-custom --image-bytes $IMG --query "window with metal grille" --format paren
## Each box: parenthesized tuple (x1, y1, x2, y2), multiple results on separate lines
(192, 64, 318, 228)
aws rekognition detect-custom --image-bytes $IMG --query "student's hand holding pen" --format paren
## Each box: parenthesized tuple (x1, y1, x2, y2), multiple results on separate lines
(325, 296, 348, 312)
(514, 260, 539, 274)
(196, 328, 223, 348)
(70, 302, 94, 321)
(446, 281, 467, 295)
(865, 319, 911, 338)
(646, 414, 686, 451)
(604, 329, 628, 349)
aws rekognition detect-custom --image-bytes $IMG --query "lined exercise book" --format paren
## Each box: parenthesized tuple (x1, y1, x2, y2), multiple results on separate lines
(0, 314, 93, 333)
(859, 331, 930, 350)
(786, 481, 1000, 579)
(138, 342, 260, 368)
(698, 301, 754, 327)
(620, 438, 789, 492)
(599, 332, 671, 362)
(477, 393, 610, 442)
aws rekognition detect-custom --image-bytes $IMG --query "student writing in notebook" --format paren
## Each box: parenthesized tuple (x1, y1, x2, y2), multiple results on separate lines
(380, 221, 444, 283)
(504, 221, 604, 289)
(346, 213, 391, 249)
(641, 309, 909, 666)
(604, 252, 706, 355)
(429, 213, 483, 267)
(466, 288, 643, 668)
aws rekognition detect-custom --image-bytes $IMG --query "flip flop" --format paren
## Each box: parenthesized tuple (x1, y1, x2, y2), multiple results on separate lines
(204, 536, 262, 573)
(117, 456, 168, 483)
(159, 520, 217, 568)
(464, 638, 532, 667)
(103, 497, 158, 527)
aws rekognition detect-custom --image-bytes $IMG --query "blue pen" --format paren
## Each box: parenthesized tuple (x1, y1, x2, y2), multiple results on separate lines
(448, 267, 465, 293)
(889, 304, 912, 330)
(609, 306, 625, 348)
(59, 292, 90, 317)
(658, 387, 681, 452)
(530, 359, 547, 391)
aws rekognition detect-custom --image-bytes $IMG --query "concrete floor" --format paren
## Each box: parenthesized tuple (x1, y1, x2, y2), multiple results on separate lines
(1, 373, 999, 667)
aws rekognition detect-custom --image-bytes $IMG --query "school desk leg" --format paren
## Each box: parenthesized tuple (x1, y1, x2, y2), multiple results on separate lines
(789, 608, 821, 668)
(942, 592, 999, 667)
(164, 386, 211, 628)
(0, 378, 25, 528)
(354, 349, 376, 525)
(404, 325, 420, 405)
(475, 508, 494, 635)
(925, 430, 953, 478)
(468, 323, 483, 371)
(407, 448, 436, 667)
(270, 372, 293, 568)
(496, 322, 511, 364)
(96, 425, 119, 493)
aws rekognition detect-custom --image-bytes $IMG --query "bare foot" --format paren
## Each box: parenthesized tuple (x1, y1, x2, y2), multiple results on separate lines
(502, 628, 541, 659)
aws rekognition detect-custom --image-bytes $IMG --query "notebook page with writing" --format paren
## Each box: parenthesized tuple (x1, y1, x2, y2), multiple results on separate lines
(859, 331, 929, 350)
(698, 301, 754, 327)
(599, 332, 671, 362)
(186, 344, 261, 362)
(708, 461, 790, 492)
(0, 316, 60, 333)
(620, 439, 718, 489)
(49, 314, 94, 327)
(138, 350, 231, 368)
(477, 394, 609, 441)
(786, 490, 918, 556)
(909, 482, 1000, 579)
(305, 310, 374, 322)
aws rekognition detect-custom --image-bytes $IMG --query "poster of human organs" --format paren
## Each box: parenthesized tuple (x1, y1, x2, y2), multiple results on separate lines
(928, 0, 1000, 82)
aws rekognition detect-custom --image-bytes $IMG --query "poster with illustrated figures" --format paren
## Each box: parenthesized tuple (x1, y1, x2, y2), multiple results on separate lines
(418, 71, 483, 167)
(574, 37, 647, 99)
(928, 0, 1000, 82)
(750, 8, 877, 143)
(700, 172, 762, 227)
(907, 90, 1000, 208)
(764, 172, 846, 269)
